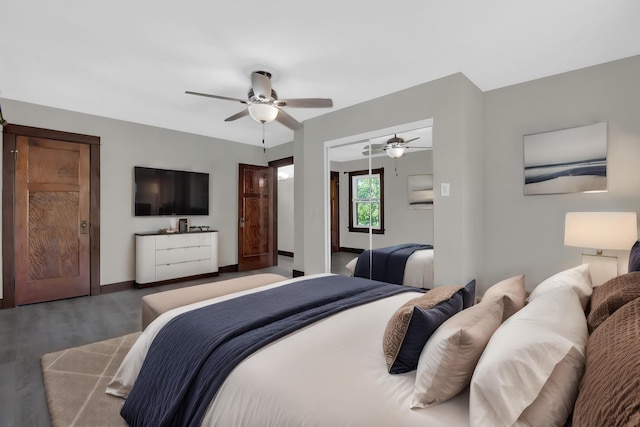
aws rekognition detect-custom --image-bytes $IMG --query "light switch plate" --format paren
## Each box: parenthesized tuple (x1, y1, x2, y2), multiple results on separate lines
(441, 183, 450, 197)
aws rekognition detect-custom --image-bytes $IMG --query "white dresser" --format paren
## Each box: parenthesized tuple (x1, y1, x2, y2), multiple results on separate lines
(135, 230, 218, 285)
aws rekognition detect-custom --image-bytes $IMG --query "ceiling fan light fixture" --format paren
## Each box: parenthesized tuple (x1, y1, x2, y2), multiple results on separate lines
(248, 103, 279, 124)
(386, 146, 405, 158)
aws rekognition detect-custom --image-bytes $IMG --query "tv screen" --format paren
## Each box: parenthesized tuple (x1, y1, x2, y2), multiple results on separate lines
(134, 166, 209, 216)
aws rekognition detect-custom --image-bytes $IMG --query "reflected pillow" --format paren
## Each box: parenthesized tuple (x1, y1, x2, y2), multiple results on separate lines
(383, 285, 464, 374)
(528, 264, 593, 310)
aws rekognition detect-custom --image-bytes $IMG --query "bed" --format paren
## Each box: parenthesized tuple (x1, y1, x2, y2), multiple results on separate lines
(345, 244, 434, 288)
(107, 265, 640, 427)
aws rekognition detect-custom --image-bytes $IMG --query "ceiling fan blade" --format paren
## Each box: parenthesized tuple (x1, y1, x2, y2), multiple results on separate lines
(362, 148, 384, 156)
(251, 71, 272, 100)
(364, 143, 386, 150)
(275, 98, 333, 108)
(274, 108, 302, 130)
(403, 137, 420, 144)
(224, 109, 250, 122)
(186, 91, 247, 104)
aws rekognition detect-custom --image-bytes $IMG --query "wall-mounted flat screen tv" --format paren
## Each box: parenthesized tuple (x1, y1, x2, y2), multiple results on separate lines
(134, 166, 209, 216)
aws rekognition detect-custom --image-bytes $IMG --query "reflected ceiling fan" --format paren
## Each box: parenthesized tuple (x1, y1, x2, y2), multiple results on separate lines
(362, 134, 430, 159)
(186, 70, 333, 130)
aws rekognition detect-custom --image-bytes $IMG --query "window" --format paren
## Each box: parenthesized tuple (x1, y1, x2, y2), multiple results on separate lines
(348, 167, 384, 234)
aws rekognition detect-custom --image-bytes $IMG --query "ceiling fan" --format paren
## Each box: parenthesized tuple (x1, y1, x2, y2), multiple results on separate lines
(362, 134, 430, 159)
(186, 70, 333, 130)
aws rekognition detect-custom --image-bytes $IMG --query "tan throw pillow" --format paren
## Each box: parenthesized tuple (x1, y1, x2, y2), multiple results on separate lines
(587, 271, 640, 333)
(573, 296, 640, 425)
(410, 296, 504, 408)
(383, 285, 464, 373)
(470, 286, 588, 427)
(481, 274, 526, 321)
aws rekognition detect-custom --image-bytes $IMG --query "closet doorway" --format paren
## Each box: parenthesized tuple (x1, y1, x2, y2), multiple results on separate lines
(270, 156, 294, 261)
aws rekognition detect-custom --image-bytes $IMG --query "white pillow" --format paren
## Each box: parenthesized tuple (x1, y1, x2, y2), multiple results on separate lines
(470, 286, 588, 427)
(527, 263, 593, 310)
(345, 257, 357, 276)
(410, 296, 504, 408)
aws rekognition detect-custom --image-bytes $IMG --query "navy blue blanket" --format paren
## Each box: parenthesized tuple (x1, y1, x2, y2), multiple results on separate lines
(353, 243, 433, 285)
(121, 275, 417, 427)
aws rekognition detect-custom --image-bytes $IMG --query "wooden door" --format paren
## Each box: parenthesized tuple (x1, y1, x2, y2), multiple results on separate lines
(330, 171, 340, 252)
(15, 136, 91, 305)
(238, 163, 274, 271)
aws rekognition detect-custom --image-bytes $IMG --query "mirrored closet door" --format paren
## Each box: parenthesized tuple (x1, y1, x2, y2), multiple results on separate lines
(325, 120, 434, 287)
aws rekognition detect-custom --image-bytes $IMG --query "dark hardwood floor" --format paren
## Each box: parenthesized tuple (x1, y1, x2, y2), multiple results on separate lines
(0, 252, 355, 427)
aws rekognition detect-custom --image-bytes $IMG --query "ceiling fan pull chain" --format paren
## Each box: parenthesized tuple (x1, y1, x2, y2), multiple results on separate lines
(262, 122, 266, 153)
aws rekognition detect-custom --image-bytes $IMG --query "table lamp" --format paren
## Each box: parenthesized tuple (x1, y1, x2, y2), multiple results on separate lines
(564, 212, 638, 286)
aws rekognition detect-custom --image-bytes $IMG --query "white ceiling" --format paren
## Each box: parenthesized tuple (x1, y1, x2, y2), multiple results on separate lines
(1, 1, 640, 148)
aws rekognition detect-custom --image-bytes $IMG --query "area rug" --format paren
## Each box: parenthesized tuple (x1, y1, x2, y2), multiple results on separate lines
(41, 332, 141, 427)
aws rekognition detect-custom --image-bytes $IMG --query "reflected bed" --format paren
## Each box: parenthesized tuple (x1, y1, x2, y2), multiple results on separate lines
(346, 247, 434, 288)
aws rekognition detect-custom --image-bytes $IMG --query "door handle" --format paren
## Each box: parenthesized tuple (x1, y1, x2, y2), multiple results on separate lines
(80, 220, 89, 234)
(239, 218, 245, 228)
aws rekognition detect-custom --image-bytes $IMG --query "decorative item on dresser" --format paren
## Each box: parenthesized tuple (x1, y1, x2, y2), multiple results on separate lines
(135, 230, 218, 287)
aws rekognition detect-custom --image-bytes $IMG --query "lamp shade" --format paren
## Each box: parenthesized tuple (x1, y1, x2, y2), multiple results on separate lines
(386, 146, 405, 158)
(247, 103, 278, 124)
(564, 212, 638, 250)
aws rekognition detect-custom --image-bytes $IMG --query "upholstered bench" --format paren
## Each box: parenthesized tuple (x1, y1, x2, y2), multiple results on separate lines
(141, 273, 288, 329)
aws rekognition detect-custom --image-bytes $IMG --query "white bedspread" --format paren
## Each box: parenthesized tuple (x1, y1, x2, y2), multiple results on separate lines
(108, 273, 469, 427)
(345, 248, 435, 288)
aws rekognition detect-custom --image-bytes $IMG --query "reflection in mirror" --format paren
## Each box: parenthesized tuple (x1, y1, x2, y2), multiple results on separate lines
(327, 126, 434, 288)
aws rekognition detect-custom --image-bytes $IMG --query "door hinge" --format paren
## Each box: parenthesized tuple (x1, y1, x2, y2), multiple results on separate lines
(10, 149, 18, 162)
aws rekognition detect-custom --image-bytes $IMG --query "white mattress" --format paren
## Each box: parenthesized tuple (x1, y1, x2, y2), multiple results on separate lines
(108, 273, 469, 427)
(345, 248, 434, 288)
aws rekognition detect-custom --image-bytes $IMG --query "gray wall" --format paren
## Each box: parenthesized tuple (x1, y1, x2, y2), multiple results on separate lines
(482, 55, 640, 291)
(266, 141, 293, 163)
(0, 99, 266, 295)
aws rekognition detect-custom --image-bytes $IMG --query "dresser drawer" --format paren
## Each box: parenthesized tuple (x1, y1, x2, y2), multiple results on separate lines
(155, 245, 211, 265)
(155, 233, 211, 250)
(155, 259, 212, 281)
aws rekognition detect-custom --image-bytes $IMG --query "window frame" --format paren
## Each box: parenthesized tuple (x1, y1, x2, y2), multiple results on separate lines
(348, 167, 385, 234)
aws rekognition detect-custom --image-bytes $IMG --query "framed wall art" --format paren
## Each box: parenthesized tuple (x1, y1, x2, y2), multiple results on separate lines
(523, 122, 607, 195)
(408, 174, 434, 209)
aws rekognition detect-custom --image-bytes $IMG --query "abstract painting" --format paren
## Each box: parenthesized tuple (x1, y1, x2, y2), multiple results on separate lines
(523, 122, 607, 195)
(408, 174, 433, 209)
